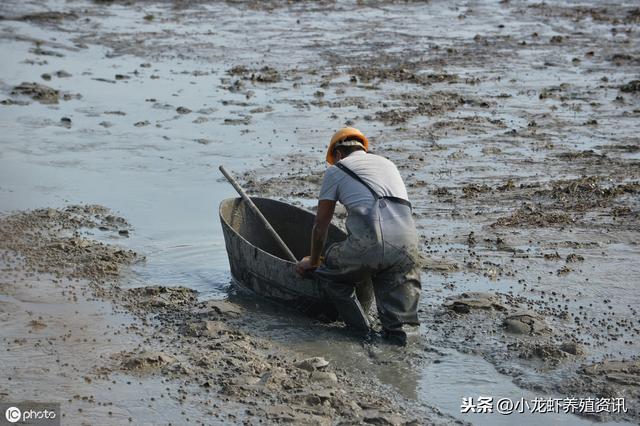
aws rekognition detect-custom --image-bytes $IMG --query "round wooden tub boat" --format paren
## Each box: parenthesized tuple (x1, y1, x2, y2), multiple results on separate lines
(219, 197, 373, 319)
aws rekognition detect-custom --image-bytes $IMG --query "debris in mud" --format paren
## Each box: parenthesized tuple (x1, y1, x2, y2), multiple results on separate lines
(126, 286, 197, 311)
(249, 105, 273, 114)
(493, 204, 574, 228)
(582, 360, 640, 388)
(431, 187, 451, 197)
(10, 82, 60, 104)
(462, 183, 491, 197)
(199, 299, 243, 318)
(555, 150, 605, 161)
(620, 80, 640, 93)
(371, 91, 466, 125)
(228, 65, 281, 83)
(29, 47, 64, 57)
(565, 253, 584, 262)
(183, 320, 228, 338)
(421, 256, 460, 272)
(119, 350, 177, 371)
(223, 116, 251, 125)
(93, 77, 116, 84)
(240, 169, 323, 199)
(556, 265, 573, 276)
(294, 357, 329, 372)
(16, 11, 78, 22)
(503, 311, 551, 335)
(0, 205, 138, 281)
(508, 341, 580, 365)
(349, 63, 458, 86)
(612, 206, 634, 217)
(0, 98, 29, 106)
(445, 292, 506, 313)
(595, 143, 640, 153)
(544, 251, 562, 261)
(534, 176, 640, 211)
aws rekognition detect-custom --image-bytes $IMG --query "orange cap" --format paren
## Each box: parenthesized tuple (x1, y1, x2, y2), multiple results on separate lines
(326, 127, 369, 165)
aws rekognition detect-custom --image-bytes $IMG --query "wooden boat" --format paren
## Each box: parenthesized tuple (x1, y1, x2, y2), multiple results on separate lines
(219, 197, 372, 319)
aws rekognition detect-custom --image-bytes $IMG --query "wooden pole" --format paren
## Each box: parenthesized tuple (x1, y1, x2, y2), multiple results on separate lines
(219, 165, 298, 263)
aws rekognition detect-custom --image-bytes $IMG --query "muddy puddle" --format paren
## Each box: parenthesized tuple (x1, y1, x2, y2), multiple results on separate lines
(1, 0, 639, 424)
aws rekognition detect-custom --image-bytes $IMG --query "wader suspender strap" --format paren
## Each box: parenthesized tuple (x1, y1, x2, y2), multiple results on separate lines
(335, 163, 412, 209)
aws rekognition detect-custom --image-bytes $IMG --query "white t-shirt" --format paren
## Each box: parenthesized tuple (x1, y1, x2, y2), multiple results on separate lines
(318, 150, 409, 211)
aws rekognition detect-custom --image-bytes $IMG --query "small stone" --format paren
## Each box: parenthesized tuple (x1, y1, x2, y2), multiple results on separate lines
(504, 311, 551, 335)
(310, 371, 337, 383)
(295, 357, 329, 372)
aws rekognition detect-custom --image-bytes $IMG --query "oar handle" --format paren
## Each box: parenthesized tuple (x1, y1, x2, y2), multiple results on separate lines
(219, 165, 298, 263)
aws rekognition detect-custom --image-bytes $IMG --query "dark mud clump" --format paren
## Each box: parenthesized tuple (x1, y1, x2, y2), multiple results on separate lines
(16, 11, 78, 22)
(445, 292, 506, 313)
(228, 65, 281, 83)
(241, 169, 324, 199)
(462, 183, 491, 198)
(370, 91, 466, 125)
(534, 176, 640, 211)
(126, 285, 198, 311)
(554, 360, 640, 420)
(10, 82, 60, 104)
(0, 205, 137, 281)
(349, 63, 458, 86)
(493, 204, 575, 227)
(503, 311, 552, 335)
(619, 80, 640, 93)
(508, 341, 582, 366)
(118, 350, 177, 372)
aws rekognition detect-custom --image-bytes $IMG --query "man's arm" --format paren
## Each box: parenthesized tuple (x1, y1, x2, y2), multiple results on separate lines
(310, 199, 336, 266)
(296, 199, 336, 274)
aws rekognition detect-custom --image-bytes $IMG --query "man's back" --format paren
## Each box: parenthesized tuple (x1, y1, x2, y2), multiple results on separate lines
(318, 150, 409, 212)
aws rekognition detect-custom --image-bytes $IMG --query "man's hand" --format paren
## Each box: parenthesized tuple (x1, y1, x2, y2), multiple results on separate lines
(296, 256, 318, 275)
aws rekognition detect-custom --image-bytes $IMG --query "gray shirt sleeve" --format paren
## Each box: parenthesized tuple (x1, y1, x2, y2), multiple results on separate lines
(318, 166, 340, 201)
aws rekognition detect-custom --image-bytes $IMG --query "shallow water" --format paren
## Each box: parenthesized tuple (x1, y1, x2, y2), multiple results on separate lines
(1, 0, 638, 424)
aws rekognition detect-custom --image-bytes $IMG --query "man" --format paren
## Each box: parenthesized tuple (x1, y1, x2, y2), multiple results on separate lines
(296, 127, 421, 345)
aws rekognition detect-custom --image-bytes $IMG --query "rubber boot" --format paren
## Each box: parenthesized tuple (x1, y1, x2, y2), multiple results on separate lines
(324, 280, 371, 337)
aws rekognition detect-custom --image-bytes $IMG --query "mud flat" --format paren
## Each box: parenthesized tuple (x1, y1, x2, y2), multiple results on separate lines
(0, 206, 451, 424)
(1, 0, 639, 424)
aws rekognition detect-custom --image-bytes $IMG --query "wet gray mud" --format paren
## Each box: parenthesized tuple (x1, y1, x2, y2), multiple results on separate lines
(1, 206, 442, 424)
(1, 0, 639, 425)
